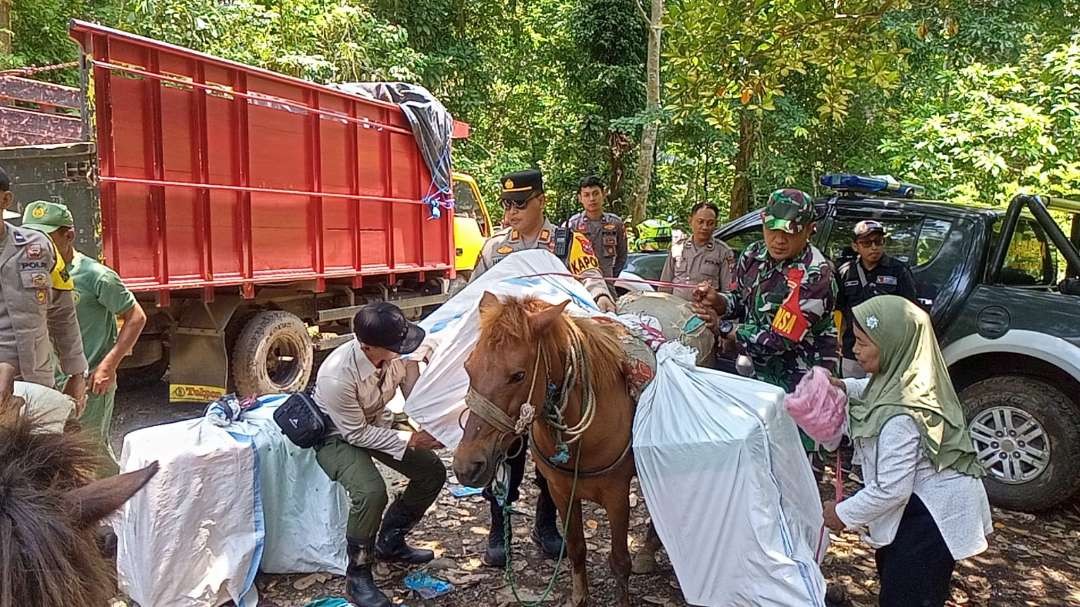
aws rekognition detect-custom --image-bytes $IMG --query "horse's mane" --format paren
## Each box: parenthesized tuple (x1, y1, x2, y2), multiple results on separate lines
(478, 296, 626, 392)
(0, 417, 113, 607)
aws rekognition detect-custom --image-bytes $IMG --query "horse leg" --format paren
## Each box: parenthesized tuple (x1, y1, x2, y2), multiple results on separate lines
(558, 496, 589, 607)
(600, 488, 632, 607)
(631, 520, 662, 575)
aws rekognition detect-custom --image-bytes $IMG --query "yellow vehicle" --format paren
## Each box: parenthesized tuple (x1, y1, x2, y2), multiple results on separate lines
(451, 172, 493, 275)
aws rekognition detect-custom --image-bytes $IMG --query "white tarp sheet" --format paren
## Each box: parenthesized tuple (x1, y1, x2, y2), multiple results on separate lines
(115, 398, 350, 606)
(633, 343, 828, 606)
(403, 249, 600, 448)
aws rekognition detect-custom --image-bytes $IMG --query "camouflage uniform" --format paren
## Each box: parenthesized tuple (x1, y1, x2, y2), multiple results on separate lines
(566, 212, 628, 278)
(718, 189, 839, 393)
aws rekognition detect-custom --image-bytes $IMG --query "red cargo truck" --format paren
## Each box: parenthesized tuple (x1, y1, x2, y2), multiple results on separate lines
(0, 21, 490, 401)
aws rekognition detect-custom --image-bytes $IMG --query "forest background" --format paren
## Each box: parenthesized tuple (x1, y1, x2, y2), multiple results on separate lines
(4, 0, 1080, 226)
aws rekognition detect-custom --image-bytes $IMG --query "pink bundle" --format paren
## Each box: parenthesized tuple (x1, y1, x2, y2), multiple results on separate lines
(784, 366, 848, 449)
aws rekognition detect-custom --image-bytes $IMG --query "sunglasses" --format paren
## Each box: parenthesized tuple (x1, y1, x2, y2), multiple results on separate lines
(500, 193, 539, 211)
(856, 237, 885, 247)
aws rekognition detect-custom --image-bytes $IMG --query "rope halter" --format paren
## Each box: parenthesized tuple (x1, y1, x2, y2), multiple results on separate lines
(464, 346, 545, 437)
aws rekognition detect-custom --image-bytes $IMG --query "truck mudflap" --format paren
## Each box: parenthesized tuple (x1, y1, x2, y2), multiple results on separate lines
(169, 297, 242, 402)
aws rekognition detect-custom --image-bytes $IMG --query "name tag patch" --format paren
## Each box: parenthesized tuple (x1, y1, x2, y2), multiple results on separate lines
(877, 275, 898, 285)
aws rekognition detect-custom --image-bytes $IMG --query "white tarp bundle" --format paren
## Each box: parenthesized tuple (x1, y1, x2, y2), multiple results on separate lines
(115, 397, 350, 607)
(403, 249, 600, 448)
(633, 342, 828, 606)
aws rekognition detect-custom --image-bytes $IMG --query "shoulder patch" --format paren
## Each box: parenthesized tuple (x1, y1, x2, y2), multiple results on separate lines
(539, 229, 552, 243)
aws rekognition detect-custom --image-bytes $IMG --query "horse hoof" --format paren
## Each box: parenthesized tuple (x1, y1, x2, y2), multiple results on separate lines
(631, 553, 657, 575)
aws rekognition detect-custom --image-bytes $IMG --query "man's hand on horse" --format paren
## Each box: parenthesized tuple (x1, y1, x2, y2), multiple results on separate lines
(596, 295, 617, 314)
(408, 429, 444, 451)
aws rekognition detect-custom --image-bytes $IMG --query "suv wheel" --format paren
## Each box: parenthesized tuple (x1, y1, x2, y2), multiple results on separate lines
(961, 376, 1080, 512)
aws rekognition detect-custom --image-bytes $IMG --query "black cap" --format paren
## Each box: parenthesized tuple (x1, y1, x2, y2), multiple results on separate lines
(353, 302, 426, 354)
(500, 169, 544, 202)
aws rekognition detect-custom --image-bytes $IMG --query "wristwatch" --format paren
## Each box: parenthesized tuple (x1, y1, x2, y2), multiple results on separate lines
(718, 320, 735, 338)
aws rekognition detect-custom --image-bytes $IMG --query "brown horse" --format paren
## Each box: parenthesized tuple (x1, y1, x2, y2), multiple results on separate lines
(0, 415, 158, 607)
(453, 293, 661, 607)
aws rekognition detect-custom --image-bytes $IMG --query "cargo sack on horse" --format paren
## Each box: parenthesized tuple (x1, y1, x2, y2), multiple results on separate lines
(401, 249, 827, 606)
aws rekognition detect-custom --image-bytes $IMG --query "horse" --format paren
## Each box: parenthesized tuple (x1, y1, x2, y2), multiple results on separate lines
(0, 414, 158, 607)
(453, 292, 661, 607)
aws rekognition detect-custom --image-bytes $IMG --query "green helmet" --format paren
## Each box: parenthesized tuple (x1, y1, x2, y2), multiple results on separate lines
(635, 219, 673, 252)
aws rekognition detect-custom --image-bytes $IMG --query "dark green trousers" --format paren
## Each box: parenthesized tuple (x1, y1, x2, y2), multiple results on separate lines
(315, 436, 446, 539)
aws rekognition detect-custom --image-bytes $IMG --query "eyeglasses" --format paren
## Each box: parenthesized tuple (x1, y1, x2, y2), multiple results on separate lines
(500, 194, 539, 211)
(856, 237, 885, 247)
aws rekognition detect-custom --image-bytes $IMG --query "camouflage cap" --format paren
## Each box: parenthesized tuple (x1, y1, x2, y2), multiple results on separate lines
(762, 189, 815, 234)
(21, 200, 74, 233)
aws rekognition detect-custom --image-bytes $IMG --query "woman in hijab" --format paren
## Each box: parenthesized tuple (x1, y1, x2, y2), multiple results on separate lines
(822, 295, 992, 607)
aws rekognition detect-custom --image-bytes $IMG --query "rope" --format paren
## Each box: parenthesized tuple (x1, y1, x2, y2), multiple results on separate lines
(1, 62, 79, 77)
(542, 321, 597, 447)
(515, 270, 703, 291)
(464, 348, 544, 436)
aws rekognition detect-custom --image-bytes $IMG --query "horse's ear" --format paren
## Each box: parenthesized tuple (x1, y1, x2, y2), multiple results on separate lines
(479, 291, 500, 313)
(528, 299, 570, 332)
(63, 461, 159, 528)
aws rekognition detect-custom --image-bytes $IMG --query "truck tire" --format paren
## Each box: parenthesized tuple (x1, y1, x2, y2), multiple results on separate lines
(961, 376, 1080, 512)
(231, 311, 313, 397)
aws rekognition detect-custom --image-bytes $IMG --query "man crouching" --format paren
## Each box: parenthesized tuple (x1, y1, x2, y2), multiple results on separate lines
(313, 302, 445, 607)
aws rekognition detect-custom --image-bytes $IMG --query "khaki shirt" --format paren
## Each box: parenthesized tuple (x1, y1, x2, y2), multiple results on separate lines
(472, 220, 612, 301)
(566, 212, 628, 278)
(313, 339, 412, 459)
(660, 236, 735, 301)
(0, 222, 87, 387)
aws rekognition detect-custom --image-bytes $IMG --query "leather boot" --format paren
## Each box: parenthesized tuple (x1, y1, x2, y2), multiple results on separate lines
(375, 500, 434, 564)
(481, 499, 508, 568)
(530, 489, 564, 560)
(346, 538, 391, 607)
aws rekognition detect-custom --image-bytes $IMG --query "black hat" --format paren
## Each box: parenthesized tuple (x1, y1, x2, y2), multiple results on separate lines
(500, 169, 544, 202)
(353, 302, 426, 354)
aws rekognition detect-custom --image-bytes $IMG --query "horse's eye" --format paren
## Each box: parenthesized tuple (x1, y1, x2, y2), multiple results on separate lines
(509, 371, 526, 384)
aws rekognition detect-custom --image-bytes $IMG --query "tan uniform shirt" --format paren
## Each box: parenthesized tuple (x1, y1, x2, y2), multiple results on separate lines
(566, 212, 628, 278)
(660, 235, 735, 301)
(472, 220, 612, 301)
(0, 222, 87, 386)
(313, 339, 413, 460)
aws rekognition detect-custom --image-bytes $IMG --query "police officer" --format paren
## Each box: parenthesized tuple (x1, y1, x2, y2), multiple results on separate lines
(0, 167, 87, 411)
(471, 168, 615, 568)
(836, 220, 918, 378)
(692, 189, 839, 425)
(565, 175, 628, 280)
(660, 202, 735, 301)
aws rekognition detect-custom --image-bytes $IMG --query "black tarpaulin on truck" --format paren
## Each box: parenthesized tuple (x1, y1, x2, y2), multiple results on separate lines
(331, 82, 453, 213)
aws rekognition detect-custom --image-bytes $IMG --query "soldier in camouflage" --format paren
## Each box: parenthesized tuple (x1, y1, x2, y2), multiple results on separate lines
(693, 189, 839, 395)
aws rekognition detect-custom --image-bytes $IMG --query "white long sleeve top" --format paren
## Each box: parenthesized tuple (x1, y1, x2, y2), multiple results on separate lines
(835, 377, 993, 560)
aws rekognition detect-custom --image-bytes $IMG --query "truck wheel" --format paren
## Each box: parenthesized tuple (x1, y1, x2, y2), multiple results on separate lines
(231, 311, 313, 397)
(961, 376, 1080, 512)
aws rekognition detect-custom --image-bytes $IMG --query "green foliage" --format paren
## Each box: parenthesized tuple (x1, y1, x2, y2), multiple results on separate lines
(880, 34, 1080, 206)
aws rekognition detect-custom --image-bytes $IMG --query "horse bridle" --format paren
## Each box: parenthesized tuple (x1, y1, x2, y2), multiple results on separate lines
(463, 322, 633, 479)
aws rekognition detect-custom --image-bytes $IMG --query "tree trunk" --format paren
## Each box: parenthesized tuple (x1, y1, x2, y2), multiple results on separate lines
(629, 0, 663, 227)
(0, 0, 12, 55)
(729, 111, 755, 220)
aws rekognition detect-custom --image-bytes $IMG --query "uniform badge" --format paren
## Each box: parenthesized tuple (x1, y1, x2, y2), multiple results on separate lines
(510, 230, 520, 241)
(26, 243, 43, 260)
(35, 289, 47, 304)
(603, 223, 616, 230)
(496, 245, 514, 255)
(539, 229, 552, 243)
(30, 205, 47, 219)
(31, 273, 47, 288)
(504, 179, 515, 190)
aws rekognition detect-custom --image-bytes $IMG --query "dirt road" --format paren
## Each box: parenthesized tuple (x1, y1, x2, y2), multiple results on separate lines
(112, 382, 1080, 607)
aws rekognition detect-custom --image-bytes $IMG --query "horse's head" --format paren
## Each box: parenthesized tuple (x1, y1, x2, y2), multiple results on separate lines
(0, 417, 158, 607)
(453, 292, 569, 487)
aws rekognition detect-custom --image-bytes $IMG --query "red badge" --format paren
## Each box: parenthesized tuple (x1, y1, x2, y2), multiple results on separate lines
(771, 268, 810, 342)
(26, 243, 42, 260)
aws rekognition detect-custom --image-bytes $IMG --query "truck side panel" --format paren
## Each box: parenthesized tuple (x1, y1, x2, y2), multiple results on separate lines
(70, 21, 454, 299)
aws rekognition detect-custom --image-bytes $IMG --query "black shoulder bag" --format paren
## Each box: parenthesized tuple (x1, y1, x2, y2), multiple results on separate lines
(273, 391, 331, 448)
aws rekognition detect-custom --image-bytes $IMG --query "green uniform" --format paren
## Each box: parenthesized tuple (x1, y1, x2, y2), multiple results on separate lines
(55, 252, 136, 475)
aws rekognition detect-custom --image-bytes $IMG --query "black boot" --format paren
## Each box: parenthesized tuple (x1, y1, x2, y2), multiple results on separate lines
(375, 500, 435, 564)
(482, 499, 508, 568)
(530, 489, 564, 560)
(346, 538, 392, 607)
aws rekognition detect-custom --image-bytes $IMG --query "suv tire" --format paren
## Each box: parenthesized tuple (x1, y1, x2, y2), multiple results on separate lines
(961, 376, 1080, 512)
